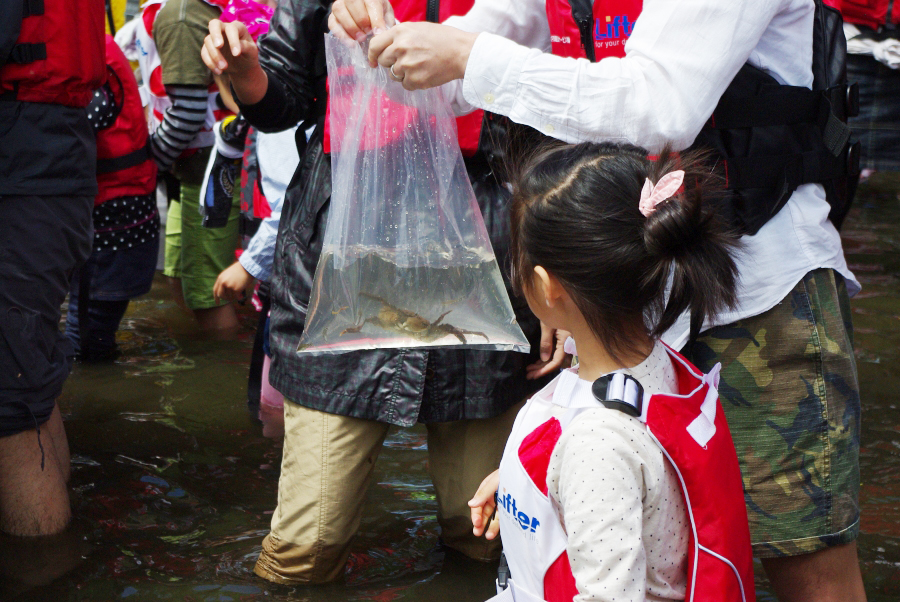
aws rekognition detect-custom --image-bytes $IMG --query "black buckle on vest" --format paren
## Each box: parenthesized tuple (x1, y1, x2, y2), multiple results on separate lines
(497, 551, 511, 591)
(9, 43, 46, 64)
(592, 373, 644, 418)
(570, 0, 596, 62)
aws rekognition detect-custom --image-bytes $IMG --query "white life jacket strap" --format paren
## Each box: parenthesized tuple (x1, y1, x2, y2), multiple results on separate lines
(591, 373, 644, 418)
(686, 362, 723, 448)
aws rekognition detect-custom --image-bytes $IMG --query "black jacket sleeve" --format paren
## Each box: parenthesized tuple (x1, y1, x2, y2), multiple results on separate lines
(236, 0, 330, 132)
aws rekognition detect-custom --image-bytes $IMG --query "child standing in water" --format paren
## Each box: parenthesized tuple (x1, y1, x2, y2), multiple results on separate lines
(469, 142, 755, 602)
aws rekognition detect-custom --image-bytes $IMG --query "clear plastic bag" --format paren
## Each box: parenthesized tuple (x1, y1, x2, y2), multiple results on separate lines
(297, 35, 529, 355)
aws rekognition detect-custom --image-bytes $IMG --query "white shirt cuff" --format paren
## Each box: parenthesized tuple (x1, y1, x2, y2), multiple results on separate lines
(239, 252, 268, 282)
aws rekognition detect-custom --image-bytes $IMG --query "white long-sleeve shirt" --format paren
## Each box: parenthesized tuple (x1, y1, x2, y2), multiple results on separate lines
(444, 0, 859, 348)
(238, 126, 300, 281)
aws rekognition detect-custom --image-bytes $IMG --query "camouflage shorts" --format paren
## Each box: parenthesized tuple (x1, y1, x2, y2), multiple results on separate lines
(685, 268, 861, 558)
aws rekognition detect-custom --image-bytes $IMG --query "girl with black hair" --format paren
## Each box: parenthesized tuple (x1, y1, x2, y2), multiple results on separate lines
(468, 141, 754, 602)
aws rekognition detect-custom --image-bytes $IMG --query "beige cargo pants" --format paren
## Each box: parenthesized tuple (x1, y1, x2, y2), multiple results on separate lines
(254, 399, 522, 584)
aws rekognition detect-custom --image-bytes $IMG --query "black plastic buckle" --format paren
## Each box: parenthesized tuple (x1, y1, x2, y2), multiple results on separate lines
(497, 551, 510, 590)
(592, 374, 644, 418)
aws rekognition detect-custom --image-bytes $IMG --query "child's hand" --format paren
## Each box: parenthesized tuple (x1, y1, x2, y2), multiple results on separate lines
(202, 20, 268, 105)
(203, 20, 259, 77)
(214, 261, 255, 303)
(526, 323, 572, 379)
(468, 469, 501, 540)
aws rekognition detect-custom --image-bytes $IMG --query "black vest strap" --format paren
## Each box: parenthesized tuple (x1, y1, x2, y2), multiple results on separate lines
(97, 141, 152, 175)
(8, 43, 46, 64)
(22, 0, 44, 17)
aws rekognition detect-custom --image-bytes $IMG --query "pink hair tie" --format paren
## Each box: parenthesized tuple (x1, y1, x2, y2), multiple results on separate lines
(638, 170, 684, 217)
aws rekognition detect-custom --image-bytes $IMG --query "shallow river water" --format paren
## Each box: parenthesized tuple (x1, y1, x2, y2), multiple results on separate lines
(2, 176, 900, 601)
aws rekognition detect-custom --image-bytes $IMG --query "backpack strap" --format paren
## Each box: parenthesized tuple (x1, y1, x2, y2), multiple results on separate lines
(8, 42, 46, 64)
(9, 0, 46, 65)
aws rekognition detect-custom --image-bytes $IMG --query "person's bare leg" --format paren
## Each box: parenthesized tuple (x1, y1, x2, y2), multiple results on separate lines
(166, 275, 238, 330)
(194, 303, 239, 331)
(0, 524, 87, 595)
(42, 406, 70, 483)
(165, 275, 191, 313)
(0, 404, 71, 536)
(761, 542, 866, 602)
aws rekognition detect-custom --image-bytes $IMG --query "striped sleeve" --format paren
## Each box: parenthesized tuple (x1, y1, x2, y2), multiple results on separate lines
(150, 84, 209, 171)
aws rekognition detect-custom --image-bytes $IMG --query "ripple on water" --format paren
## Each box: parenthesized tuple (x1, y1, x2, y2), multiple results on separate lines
(19, 178, 900, 601)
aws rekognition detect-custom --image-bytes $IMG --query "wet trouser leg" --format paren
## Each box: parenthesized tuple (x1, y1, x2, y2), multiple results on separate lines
(255, 398, 525, 584)
(254, 401, 389, 584)
(0, 193, 92, 536)
(65, 294, 130, 360)
(425, 399, 525, 562)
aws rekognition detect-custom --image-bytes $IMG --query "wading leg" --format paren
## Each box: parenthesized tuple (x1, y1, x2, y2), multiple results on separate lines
(0, 404, 71, 537)
(426, 398, 525, 562)
(254, 401, 390, 584)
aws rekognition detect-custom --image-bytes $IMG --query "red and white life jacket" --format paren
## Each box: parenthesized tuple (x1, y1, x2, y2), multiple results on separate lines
(96, 35, 158, 206)
(545, 0, 642, 61)
(488, 345, 754, 602)
(0, 0, 106, 107)
(134, 0, 231, 152)
(827, 0, 900, 31)
(322, 0, 484, 157)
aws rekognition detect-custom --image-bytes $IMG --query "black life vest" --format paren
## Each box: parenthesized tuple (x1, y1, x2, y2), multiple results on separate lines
(561, 0, 860, 233)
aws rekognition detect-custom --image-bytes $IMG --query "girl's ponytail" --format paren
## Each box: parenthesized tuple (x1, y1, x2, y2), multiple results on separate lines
(641, 148, 741, 340)
(509, 141, 741, 364)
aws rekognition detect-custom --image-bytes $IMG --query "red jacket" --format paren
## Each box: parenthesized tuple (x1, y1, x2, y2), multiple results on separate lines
(0, 0, 106, 107)
(827, 0, 900, 30)
(95, 35, 158, 206)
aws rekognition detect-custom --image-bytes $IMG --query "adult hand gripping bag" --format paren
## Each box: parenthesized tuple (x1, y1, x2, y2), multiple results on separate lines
(297, 35, 529, 354)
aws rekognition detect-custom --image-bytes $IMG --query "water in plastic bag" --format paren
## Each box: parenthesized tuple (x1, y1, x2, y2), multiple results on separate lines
(297, 35, 529, 354)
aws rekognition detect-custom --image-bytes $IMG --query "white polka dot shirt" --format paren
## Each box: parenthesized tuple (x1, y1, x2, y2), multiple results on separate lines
(546, 341, 689, 601)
